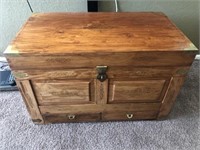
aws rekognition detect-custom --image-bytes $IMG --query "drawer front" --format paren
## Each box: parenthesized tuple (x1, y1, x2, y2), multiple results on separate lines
(32, 79, 95, 105)
(108, 79, 170, 103)
(43, 113, 101, 123)
(102, 111, 158, 121)
(39, 103, 161, 115)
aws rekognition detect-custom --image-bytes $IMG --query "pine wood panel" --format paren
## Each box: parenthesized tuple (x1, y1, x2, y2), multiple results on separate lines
(6, 52, 196, 70)
(158, 76, 186, 118)
(12, 66, 190, 81)
(4, 12, 197, 57)
(13, 69, 95, 80)
(108, 79, 167, 103)
(17, 80, 44, 124)
(39, 103, 161, 115)
(43, 113, 101, 124)
(102, 111, 158, 121)
(96, 79, 108, 104)
(108, 66, 190, 78)
(31, 80, 95, 105)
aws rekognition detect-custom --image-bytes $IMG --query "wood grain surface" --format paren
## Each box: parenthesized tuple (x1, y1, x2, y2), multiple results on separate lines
(12, 66, 190, 81)
(6, 52, 196, 70)
(102, 111, 158, 121)
(43, 113, 101, 123)
(108, 79, 167, 103)
(158, 76, 186, 118)
(39, 103, 161, 115)
(4, 12, 197, 123)
(17, 80, 44, 124)
(4, 12, 198, 56)
(32, 80, 95, 105)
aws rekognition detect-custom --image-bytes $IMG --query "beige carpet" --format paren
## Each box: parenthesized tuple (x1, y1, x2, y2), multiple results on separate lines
(0, 60, 199, 150)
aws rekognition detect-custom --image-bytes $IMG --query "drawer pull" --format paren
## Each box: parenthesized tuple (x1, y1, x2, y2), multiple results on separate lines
(126, 114, 133, 119)
(68, 114, 75, 120)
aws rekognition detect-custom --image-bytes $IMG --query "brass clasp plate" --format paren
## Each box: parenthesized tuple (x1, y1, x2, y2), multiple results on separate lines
(96, 66, 108, 82)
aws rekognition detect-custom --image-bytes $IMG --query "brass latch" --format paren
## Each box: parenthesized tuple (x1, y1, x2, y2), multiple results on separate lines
(96, 66, 108, 82)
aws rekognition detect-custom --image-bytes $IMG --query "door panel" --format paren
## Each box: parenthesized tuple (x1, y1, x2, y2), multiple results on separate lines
(109, 79, 169, 103)
(32, 79, 95, 105)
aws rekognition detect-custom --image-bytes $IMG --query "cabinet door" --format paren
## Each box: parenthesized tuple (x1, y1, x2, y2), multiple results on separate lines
(32, 79, 95, 105)
(108, 78, 170, 103)
(106, 67, 176, 104)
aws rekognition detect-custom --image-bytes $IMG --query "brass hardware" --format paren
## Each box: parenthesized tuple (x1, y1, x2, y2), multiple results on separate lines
(126, 114, 133, 119)
(184, 43, 198, 51)
(96, 66, 108, 82)
(68, 114, 75, 120)
(13, 72, 28, 78)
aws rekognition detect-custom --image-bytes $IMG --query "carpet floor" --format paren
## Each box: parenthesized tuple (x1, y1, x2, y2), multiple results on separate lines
(0, 60, 199, 150)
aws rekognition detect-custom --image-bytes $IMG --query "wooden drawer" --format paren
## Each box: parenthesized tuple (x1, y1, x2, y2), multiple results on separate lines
(43, 113, 101, 123)
(102, 111, 158, 121)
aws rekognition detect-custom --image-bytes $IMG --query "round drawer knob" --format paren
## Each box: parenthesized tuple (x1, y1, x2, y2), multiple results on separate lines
(68, 114, 76, 120)
(126, 114, 133, 119)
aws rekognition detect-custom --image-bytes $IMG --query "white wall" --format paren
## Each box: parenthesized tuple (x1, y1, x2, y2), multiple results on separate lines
(99, 0, 199, 49)
(0, 0, 87, 55)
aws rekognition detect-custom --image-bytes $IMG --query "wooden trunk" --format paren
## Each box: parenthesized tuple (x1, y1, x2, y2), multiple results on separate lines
(4, 12, 198, 124)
